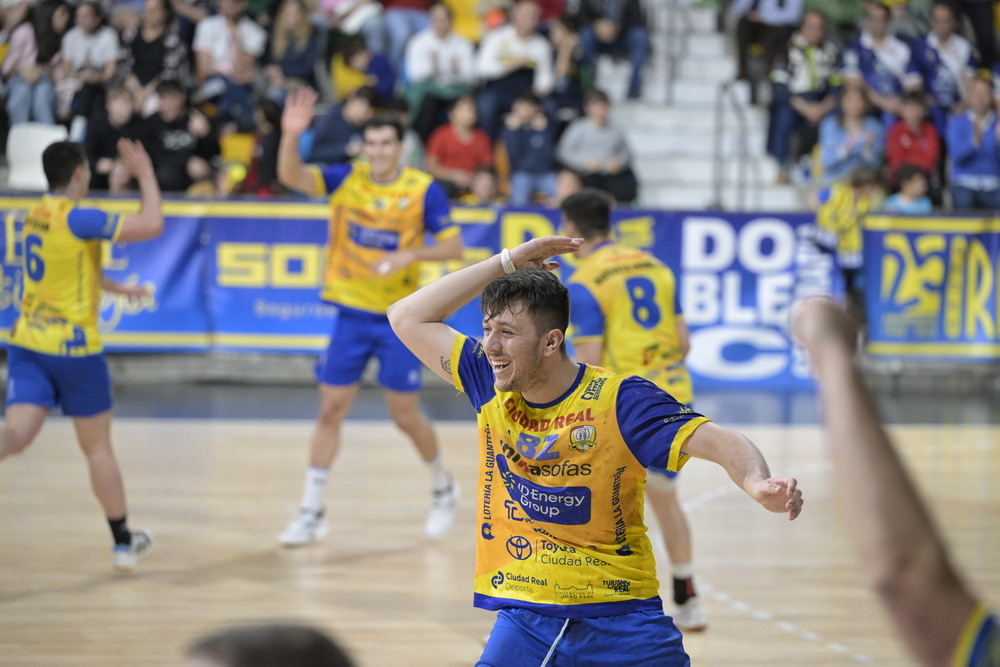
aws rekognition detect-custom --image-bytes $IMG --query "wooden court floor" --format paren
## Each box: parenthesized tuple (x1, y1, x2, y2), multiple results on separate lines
(0, 419, 998, 666)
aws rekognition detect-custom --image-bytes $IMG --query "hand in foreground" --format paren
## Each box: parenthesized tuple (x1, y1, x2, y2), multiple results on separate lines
(790, 297, 856, 354)
(749, 477, 803, 520)
(509, 236, 583, 271)
(282, 88, 318, 135)
(117, 139, 154, 180)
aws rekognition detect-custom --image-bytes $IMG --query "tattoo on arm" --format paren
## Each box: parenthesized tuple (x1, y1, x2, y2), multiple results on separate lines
(440, 356, 452, 375)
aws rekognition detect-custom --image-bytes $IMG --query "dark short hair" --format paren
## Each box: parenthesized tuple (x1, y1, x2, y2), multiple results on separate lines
(481, 269, 569, 352)
(474, 166, 497, 178)
(552, 14, 579, 32)
(187, 624, 355, 667)
(560, 188, 613, 240)
(896, 164, 927, 187)
(867, 1, 890, 20)
(341, 35, 368, 63)
(347, 85, 377, 107)
(931, 1, 957, 22)
(902, 90, 926, 107)
(514, 90, 540, 107)
(849, 165, 882, 189)
(585, 89, 610, 106)
(78, 1, 104, 23)
(42, 142, 87, 190)
(155, 79, 185, 97)
(258, 97, 283, 128)
(363, 113, 405, 141)
(429, 1, 451, 17)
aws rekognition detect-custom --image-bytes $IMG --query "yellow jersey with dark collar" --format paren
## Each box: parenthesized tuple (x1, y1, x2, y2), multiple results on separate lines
(568, 243, 693, 404)
(310, 162, 459, 314)
(10, 194, 121, 356)
(450, 334, 710, 617)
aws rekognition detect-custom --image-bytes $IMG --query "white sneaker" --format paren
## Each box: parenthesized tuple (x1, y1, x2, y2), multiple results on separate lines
(279, 509, 329, 547)
(112, 527, 153, 571)
(674, 596, 708, 632)
(425, 477, 460, 539)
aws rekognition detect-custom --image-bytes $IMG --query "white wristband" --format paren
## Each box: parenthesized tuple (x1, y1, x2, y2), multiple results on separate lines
(500, 248, 517, 274)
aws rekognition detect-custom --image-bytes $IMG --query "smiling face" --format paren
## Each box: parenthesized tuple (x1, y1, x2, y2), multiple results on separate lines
(482, 305, 551, 394)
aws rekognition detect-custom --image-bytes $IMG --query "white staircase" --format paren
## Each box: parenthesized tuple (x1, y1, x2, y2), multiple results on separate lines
(596, 0, 806, 211)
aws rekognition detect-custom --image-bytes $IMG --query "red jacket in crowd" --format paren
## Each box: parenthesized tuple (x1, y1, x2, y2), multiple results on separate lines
(885, 119, 941, 183)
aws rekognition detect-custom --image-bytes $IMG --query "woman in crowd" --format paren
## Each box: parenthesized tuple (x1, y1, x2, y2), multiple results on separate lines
(818, 85, 884, 186)
(2, 1, 69, 125)
(117, 0, 188, 116)
(265, 0, 321, 101)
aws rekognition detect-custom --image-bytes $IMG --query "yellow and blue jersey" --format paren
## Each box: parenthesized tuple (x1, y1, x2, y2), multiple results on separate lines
(811, 182, 880, 270)
(450, 334, 711, 617)
(567, 243, 693, 404)
(954, 603, 1000, 667)
(310, 162, 460, 315)
(10, 194, 122, 356)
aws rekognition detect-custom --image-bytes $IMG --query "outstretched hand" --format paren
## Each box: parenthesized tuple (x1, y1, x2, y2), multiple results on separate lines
(750, 477, 803, 520)
(509, 236, 583, 272)
(790, 297, 857, 354)
(282, 88, 318, 135)
(116, 139, 154, 180)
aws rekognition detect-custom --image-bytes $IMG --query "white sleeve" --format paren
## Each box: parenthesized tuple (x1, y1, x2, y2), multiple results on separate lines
(476, 32, 506, 81)
(405, 32, 434, 83)
(96, 28, 120, 65)
(192, 17, 214, 52)
(531, 37, 554, 95)
(456, 38, 476, 85)
(240, 20, 267, 58)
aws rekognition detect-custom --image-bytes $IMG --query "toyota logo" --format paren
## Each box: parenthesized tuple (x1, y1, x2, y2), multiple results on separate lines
(506, 536, 532, 560)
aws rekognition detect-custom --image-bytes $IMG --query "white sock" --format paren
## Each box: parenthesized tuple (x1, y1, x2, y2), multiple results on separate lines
(672, 562, 695, 580)
(300, 466, 329, 514)
(427, 454, 450, 492)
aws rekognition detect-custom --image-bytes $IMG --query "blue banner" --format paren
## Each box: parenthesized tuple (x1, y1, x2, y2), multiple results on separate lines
(0, 196, 830, 389)
(864, 215, 1000, 360)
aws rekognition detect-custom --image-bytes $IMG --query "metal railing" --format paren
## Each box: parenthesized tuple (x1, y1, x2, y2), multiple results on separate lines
(662, 0, 692, 105)
(710, 80, 756, 210)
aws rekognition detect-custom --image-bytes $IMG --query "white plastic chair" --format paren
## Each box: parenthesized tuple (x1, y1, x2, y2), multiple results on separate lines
(6, 123, 69, 192)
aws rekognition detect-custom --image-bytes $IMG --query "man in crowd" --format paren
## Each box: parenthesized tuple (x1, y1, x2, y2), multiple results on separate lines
(576, 0, 648, 100)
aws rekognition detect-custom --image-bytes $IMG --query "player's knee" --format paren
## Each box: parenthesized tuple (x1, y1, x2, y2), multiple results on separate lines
(317, 398, 350, 427)
(5, 428, 36, 455)
(389, 405, 423, 433)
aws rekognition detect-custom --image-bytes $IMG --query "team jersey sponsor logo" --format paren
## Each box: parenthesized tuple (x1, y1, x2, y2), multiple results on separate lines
(603, 579, 632, 596)
(506, 536, 532, 560)
(580, 378, 606, 400)
(503, 398, 594, 432)
(497, 455, 592, 524)
(554, 583, 594, 600)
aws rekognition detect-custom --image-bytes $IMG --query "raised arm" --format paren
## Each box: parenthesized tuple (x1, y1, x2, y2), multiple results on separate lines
(277, 88, 322, 196)
(115, 139, 164, 243)
(792, 298, 976, 667)
(387, 236, 582, 384)
(682, 421, 803, 520)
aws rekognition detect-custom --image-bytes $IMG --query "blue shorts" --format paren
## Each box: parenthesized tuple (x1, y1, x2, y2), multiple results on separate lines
(6, 346, 113, 417)
(315, 307, 422, 392)
(477, 607, 689, 667)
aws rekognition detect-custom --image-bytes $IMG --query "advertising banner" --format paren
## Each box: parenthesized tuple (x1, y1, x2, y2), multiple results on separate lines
(864, 215, 1000, 360)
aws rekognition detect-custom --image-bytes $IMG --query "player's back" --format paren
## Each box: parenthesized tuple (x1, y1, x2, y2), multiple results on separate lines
(570, 244, 692, 402)
(10, 195, 109, 356)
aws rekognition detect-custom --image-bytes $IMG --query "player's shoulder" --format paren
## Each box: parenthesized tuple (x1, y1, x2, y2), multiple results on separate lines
(399, 166, 436, 191)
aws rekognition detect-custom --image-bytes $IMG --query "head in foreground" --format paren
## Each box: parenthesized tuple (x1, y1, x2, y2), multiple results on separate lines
(184, 623, 355, 667)
(43, 141, 90, 197)
(480, 268, 570, 394)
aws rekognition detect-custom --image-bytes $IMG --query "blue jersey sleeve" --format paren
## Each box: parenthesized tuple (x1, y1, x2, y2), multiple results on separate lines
(616, 376, 710, 470)
(674, 282, 682, 316)
(568, 282, 605, 341)
(450, 334, 497, 412)
(310, 163, 353, 195)
(423, 181, 456, 237)
(67, 208, 122, 241)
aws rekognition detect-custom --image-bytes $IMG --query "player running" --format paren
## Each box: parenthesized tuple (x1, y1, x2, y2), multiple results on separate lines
(560, 189, 707, 631)
(0, 139, 164, 570)
(276, 88, 464, 545)
(387, 235, 803, 666)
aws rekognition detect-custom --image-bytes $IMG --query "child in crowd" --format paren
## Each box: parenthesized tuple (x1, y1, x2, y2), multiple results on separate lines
(85, 86, 142, 192)
(502, 90, 557, 205)
(425, 95, 493, 197)
(884, 165, 932, 214)
(551, 167, 582, 205)
(332, 35, 395, 104)
(460, 167, 503, 205)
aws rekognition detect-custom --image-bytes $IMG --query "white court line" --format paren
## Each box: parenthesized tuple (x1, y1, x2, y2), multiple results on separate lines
(649, 461, 894, 667)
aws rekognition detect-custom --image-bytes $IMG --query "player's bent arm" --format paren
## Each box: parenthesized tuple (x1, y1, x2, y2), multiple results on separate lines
(573, 340, 602, 366)
(388, 236, 583, 385)
(677, 317, 690, 359)
(414, 231, 464, 262)
(117, 171, 164, 243)
(682, 421, 803, 520)
(277, 131, 321, 196)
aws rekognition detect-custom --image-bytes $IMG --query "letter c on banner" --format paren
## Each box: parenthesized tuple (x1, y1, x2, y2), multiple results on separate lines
(687, 326, 788, 380)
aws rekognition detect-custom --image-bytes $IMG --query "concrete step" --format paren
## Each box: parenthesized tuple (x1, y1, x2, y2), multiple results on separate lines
(671, 78, 751, 106)
(679, 56, 736, 81)
(681, 6, 718, 33)
(626, 128, 766, 158)
(639, 183, 805, 211)
(612, 102, 767, 132)
(633, 155, 780, 183)
(685, 32, 729, 58)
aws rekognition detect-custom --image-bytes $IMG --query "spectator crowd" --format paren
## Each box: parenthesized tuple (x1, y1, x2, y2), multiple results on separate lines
(0, 0, 649, 203)
(744, 0, 1000, 212)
